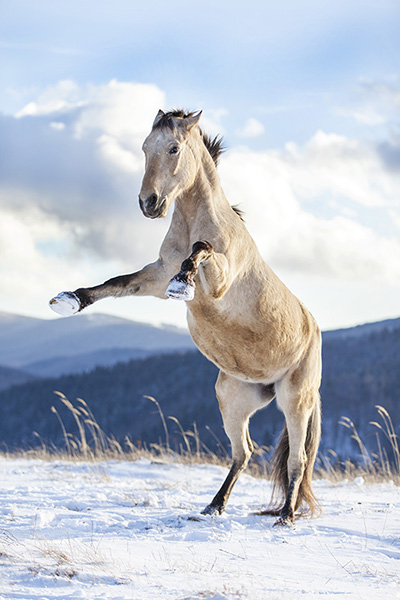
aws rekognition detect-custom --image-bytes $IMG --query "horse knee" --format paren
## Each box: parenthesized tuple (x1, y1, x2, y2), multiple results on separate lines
(215, 372, 267, 466)
(216, 403, 252, 465)
(220, 413, 252, 465)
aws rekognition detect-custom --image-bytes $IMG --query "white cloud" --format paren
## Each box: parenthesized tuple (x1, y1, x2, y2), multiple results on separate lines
(97, 134, 144, 174)
(0, 208, 89, 317)
(72, 79, 165, 146)
(389, 209, 400, 231)
(336, 77, 400, 130)
(0, 80, 175, 320)
(1, 79, 400, 327)
(219, 131, 400, 285)
(282, 130, 399, 208)
(236, 117, 265, 138)
(198, 108, 228, 137)
(50, 121, 66, 130)
(15, 79, 166, 177)
(336, 106, 385, 126)
(270, 213, 400, 281)
(15, 80, 84, 118)
(358, 77, 400, 110)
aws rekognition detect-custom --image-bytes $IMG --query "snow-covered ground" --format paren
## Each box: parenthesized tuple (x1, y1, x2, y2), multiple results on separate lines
(0, 457, 398, 600)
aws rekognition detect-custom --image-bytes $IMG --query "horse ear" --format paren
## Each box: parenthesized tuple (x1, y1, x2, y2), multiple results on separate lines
(183, 111, 202, 131)
(153, 109, 165, 127)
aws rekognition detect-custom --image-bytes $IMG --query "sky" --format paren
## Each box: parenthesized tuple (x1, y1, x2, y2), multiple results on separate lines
(0, 0, 399, 331)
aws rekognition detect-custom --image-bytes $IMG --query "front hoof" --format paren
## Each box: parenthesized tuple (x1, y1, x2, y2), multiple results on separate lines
(165, 276, 195, 302)
(201, 503, 224, 517)
(49, 291, 81, 316)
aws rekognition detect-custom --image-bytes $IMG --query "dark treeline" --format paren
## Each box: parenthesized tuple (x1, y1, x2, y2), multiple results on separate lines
(0, 326, 399, 460)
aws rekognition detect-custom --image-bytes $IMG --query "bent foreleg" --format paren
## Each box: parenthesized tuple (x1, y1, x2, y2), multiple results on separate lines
(166, 241, 230, 301)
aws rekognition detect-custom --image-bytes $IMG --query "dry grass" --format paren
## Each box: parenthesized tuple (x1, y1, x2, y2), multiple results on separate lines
(317, 405, 400, 485)
(1, 392, 399, 485)
(4, 392, 232, 469)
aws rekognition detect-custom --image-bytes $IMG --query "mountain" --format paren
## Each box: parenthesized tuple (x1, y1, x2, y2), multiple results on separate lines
(0, 365, 37, 391)
(0, 315, 398, 460)
(0, 311, 194, 378)
(0, 311, 399, 460)
(322, 316, 400, 340)
(0, 350, 221, 451)
(25, 347, 168, 379)
(321, 320, 400, 458)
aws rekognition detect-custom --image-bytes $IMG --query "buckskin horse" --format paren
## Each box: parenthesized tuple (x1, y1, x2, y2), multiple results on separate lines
(49, 109, 322, 526)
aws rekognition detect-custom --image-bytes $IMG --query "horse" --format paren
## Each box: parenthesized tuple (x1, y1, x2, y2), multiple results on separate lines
(49, 109, 322, 526)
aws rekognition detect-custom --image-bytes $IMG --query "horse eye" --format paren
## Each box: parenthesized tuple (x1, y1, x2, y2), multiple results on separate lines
(169, 145, 179, 155)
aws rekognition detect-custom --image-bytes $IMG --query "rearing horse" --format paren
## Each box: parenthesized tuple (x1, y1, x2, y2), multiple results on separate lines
(49, 109, 322, 526)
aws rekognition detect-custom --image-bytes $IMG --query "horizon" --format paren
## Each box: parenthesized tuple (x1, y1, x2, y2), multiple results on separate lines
(1, 307, 399, 335)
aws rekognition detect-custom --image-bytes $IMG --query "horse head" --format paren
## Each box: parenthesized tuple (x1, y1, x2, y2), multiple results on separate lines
(138, 109, 202, 219)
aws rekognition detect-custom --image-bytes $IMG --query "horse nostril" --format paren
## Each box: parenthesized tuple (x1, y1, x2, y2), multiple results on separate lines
(148, 193, 158, 205)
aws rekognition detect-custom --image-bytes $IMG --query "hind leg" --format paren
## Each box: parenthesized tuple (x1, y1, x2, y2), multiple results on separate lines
(274, 403, 313, 526)
(202, 372, 275, 516)
(268, 329, 322, 526)
(273, 370, 321, 526)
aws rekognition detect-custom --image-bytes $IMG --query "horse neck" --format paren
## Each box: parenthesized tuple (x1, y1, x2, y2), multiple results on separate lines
(174, 148, 230, 232)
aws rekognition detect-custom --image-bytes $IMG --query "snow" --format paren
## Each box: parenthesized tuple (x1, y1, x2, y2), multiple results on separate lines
(0, 457, 398, 600)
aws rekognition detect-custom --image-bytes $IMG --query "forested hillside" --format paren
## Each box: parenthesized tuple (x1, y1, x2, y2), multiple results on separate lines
(0, 311, 194, 378)
(0, 320, 398, 460)
(0, 365, 37, 391)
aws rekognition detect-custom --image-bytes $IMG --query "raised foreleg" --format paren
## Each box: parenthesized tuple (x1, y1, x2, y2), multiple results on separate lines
(202, 372, 275, 516)
(49, 258, 178, 316)
(166, 241, 231, 301)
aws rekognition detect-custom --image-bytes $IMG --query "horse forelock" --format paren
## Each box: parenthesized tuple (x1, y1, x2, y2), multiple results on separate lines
(153, 109, 194, 131)
(152, 109, 225, 166)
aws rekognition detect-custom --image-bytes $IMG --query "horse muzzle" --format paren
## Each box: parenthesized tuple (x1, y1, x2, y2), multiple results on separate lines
(139, 193, 167, 219)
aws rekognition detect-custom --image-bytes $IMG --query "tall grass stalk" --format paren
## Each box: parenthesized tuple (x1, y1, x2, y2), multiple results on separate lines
(144, 395, 170, 452)
(2, 392, 398, 485)
(370, 404, 400, 476)
(318, 405, 400, 484)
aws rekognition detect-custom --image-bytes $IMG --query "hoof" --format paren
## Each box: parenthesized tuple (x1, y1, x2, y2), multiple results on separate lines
(273, 516, 295, 528)
(201, 503, 224, 517)
(165, 276, 195, 302)
(49, 291, 81, 316)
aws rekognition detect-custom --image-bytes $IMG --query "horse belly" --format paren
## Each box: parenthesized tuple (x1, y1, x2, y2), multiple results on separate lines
(186, 309, 302, 384)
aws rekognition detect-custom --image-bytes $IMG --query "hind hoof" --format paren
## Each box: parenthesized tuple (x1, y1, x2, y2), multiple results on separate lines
(201, 503, 224, 517)
(49, 291, 81, 316)
(165, 276, 195, 302)
(273, 516, 295, 528)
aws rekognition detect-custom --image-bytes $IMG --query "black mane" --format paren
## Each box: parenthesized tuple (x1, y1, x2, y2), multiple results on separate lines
(231, 205, 245, 221)
(201, 131, 225, 167)
(153, 109, 225, 166)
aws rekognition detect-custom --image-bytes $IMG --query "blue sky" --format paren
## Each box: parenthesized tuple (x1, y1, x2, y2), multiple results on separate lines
(1, 1, 399, 330)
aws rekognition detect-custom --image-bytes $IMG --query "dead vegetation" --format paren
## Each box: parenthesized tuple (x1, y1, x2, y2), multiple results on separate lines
(1, 392, 399, 485)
